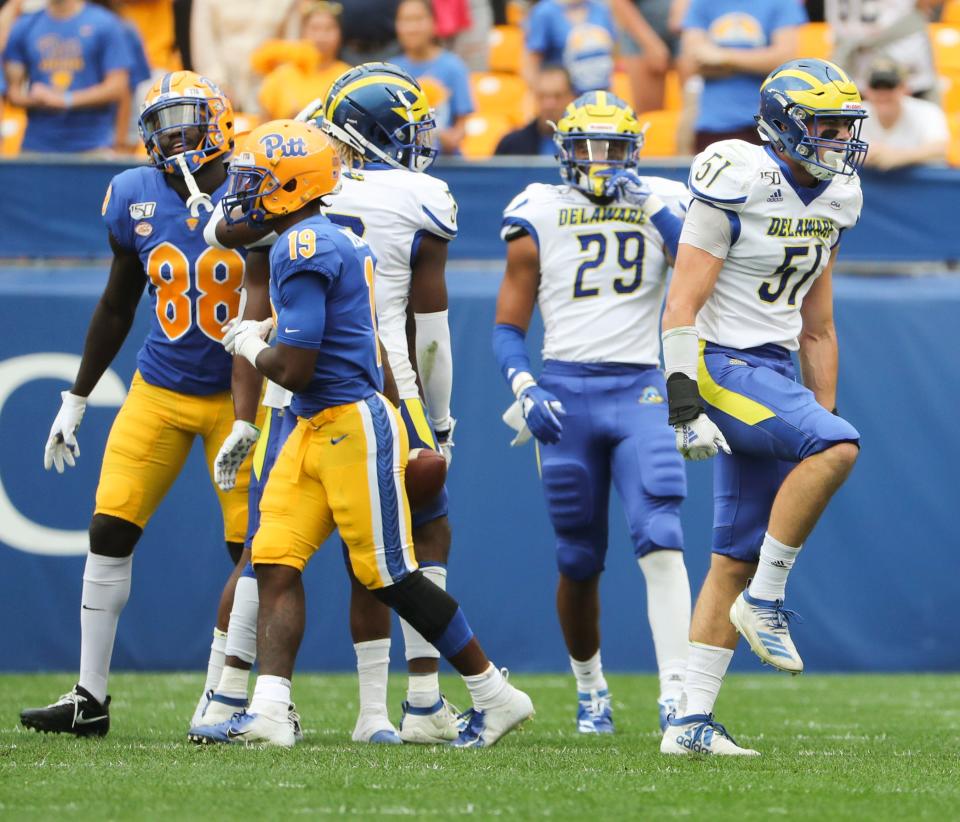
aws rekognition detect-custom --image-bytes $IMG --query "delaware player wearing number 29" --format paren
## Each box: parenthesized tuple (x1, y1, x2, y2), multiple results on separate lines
(660, 59, 866, 756)
(20, 71, 251, 737)
(494, 91, 692, 734)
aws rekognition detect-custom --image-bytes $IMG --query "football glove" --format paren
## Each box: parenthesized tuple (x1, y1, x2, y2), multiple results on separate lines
(602, 169, 653, 208)
(434, 416, 456, 467)
(44, 391, 87, 473)
(214, 420, 260, 491)
(520, 385, 565, 445)
(674, 413, 731, 461)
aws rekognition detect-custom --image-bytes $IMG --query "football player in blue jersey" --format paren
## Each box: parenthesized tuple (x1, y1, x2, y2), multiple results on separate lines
(189, 119, 533, 748)
(20, 71, 257, 737)
(494, 91, 692, 734)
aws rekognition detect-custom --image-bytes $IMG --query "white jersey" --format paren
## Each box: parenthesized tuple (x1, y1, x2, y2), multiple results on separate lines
(686, 140, 862, 352)
(825, 0, 936, 95)
(501, 180, 688, 366)
(259, 166, 458, 409)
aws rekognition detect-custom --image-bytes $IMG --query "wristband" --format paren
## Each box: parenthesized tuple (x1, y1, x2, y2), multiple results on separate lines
(236, 334, 270, 368)
(665, 373, 704, 426)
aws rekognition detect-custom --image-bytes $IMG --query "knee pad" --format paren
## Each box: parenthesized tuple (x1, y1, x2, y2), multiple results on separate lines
(226, 541, 243, 565)
(541, 459, 594, 530)
(88, 514, 141, 558)
(556, 540, 605, 582)
(643, 509, 684, 555)
(638, 437, 687, 501)
(373, 570, 458, 643)
(801, 410, 861, 459)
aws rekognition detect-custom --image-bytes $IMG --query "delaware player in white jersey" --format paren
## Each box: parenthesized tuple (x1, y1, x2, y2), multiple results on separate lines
(192, 63, 463, 745)
(659, 59, 866, 755)
(494, 91, 693, 734)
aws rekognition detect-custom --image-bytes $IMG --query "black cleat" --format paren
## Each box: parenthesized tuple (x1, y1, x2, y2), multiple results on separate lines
(20, 685, 111, 737)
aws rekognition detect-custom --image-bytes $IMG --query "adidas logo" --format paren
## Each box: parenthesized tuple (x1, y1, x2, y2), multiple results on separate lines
(767, 189, 783, 203)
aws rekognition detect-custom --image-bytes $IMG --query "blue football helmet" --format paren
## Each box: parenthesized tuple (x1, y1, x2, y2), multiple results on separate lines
(306, 62, 438, 172)
(554, 91, 644, 198)
(756, 59, 869, 181)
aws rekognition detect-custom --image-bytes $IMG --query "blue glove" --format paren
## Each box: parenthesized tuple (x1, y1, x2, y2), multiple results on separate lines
(602, 169, 653, 207)
(520, 385, 565, 445)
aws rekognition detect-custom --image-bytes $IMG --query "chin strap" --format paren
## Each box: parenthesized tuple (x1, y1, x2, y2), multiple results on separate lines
(175, 154, 214, 217)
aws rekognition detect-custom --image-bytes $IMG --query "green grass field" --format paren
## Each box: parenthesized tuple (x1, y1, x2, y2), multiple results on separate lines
(1, 672, 958, 820)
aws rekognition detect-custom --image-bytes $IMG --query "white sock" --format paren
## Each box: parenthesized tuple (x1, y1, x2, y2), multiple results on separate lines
(463, 663, 509, 710)
(216, 665, 251, 700)
(78, 553, 132, 704)
(748, 533, 802, 602)
(681, 642, 734, 718)
(224, 574, 258, 664)
(570, 650, 607, 694)
(202, 628, 228, 694)
(354, 638, 391, 716)
(638, 551, 691, 702)
(400, 564, 446, 663)
(249, 674, 291, 720)
(407, 672, 441, 709)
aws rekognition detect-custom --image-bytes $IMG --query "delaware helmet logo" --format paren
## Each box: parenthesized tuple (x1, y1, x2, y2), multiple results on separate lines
(639, 386, 664, 404)
(260, 134, 308, 160)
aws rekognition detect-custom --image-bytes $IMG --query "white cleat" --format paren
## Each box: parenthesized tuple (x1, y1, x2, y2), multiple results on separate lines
(730, 589, 804, 674)
(660, 713, 760, 756)
(452, 677, 534, 748)
(399, 696, 462, 743)
(190, 691, 249, 730)
(288, 703, 304, 743)
(352, 711, 402, 745)
(189, 710, 296, 748)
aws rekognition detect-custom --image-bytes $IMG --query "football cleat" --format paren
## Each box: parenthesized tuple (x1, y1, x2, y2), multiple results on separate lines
(660, 713, 759, 756)
(451, 680, 534, 748)
(576, 689, 614, 734)
(658, 697, 680, 733)
(730, 589, 804, 674)
(352, 711, 402, 745)
(399, 696, 462, 744)
(188, 710, 295, 748)
(190, 690, 249, 729)
(289, 703, 304, 743)
(20, 685, 110, 737)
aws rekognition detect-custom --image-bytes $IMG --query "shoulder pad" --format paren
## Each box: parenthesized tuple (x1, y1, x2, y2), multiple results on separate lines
(417, 173, 458, 239)
(687, 140, 757, 212)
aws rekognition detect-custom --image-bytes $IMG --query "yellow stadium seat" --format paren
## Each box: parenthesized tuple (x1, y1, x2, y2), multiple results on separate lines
(461, 113, 512, 159)
(0, 106, 26, 156)
(470, 72, 531, 126)
(664, 70, 682, 111)
(506, 0, 527, 26)
(944, 1, 960, 25)
(489, 25, 523, 75)
(797, 22, 832, 61)
(611, 71, 634, 108)
(941, 71, 960, 115)
(930, 23, 960, 73)
(948, 113, 960, 166)
(638, 109, 679, 157)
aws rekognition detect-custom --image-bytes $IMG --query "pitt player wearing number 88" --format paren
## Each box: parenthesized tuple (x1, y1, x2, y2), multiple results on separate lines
(21, 71, 253, 739)
(659, 59, 866, 756)
(494, 91, 693, 735)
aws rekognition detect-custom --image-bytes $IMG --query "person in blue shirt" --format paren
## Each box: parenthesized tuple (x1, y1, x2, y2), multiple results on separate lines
(680, 0, 806, 152)
(2, 0, 135, 152)
(391, 0, 473, 155)
(524, 0, 617, 95)
(189, 119, 534, 748)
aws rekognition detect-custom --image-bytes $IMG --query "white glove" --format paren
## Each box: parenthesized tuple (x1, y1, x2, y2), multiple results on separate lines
(674, 413, 731, 461)
(214, 420, 260, 491)
(502, 399, 531, 446)
(227, 318, 276, 366)
(433, 416, 456, 467)
(44, 391, 87, 473)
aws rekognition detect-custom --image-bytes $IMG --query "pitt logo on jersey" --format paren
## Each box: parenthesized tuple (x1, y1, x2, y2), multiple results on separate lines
(766, 217, 835, 240)
(260, 133, 308, 159)
(558, 205, 648, 227)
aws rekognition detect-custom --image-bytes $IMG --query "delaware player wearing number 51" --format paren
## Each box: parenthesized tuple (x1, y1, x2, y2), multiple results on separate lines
(659, 59, 866, 756)
(21, 71, 253, 737)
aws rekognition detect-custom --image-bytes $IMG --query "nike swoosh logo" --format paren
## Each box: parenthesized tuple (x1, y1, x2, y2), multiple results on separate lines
(74, 713, 106, 724)
(81, 605, 105, 611)
(227, 727, 249, 739)
(285, 328, 300, 333)
(330, 434, 348, 445)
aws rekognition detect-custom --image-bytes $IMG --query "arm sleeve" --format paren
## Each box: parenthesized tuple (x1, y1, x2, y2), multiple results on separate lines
(679, 198, 734, 259)
(492, 322, 533, 388)
(414, 310, 453, 426)
(274, 270, 330, 349)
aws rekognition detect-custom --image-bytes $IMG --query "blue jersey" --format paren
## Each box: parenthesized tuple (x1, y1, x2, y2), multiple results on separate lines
(3, 5, 135, 152)
(102, 166, 245, 395)
(269, 215, 383, 418)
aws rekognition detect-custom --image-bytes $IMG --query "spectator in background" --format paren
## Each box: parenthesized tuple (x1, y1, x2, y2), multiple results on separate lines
(862, 58, 949, 170)
(448, 0, 494, 71)
(190, 0, 297, 112)
(2, 0, 134, 152)
(611, 0, 675, 113)
(495, 64, 574, 155)
(827, 0, 941, 101)
(339, 0, 399, 64)
(255, 1, 349, 121)
(391, 0, 473, 155)
(523, 0, 616, 95)
(680, 0, 805, 153)
(114, 0, 180, 72)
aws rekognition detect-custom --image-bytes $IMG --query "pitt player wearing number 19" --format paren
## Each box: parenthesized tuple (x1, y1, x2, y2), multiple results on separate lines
(20, 71, 252, 737)
(494, 91, 692, 735)
(659, 59, 866, 756)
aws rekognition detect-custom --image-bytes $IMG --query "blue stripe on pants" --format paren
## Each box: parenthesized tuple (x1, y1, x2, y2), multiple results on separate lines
(365, 396, 407, 583)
